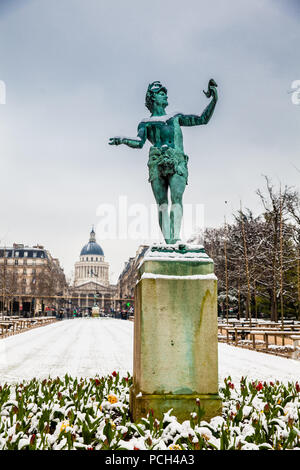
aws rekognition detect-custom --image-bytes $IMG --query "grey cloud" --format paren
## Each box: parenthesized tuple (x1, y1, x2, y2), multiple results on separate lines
(0, 0, 299, 282)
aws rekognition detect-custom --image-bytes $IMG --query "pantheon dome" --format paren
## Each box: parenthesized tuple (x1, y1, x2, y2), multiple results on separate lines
(71, 228, 117, 314)
(80, 228, 104, 257)
(74, 228, 109, 287)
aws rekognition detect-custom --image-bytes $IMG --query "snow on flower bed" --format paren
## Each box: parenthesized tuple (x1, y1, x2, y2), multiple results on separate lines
(0, 373, 300, 450)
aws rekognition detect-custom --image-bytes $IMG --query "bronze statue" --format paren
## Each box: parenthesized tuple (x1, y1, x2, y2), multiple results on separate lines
(109, 79, 218, 244)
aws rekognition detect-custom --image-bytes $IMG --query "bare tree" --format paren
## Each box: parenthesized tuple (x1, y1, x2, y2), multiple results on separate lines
(203, 176, 300, 321)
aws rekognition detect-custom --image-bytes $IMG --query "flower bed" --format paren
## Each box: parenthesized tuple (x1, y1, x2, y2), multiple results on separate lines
(0, 373, 300, 450)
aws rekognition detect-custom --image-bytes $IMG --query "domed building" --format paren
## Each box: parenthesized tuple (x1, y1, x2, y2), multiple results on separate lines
(75, 228, 109, 287)
(72, 228, 116, 313)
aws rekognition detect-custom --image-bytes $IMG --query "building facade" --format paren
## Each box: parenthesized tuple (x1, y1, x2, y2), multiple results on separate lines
(0, 243, 67, 314)
(116, 245, 149, 312)
(71, 228, 116, 313)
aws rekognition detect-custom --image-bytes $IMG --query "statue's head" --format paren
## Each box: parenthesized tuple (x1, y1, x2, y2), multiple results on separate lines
(145, 81, 168, 113)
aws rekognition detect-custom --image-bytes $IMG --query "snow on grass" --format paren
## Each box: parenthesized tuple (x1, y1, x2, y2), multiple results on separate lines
(0, 374, 300, 450)
(0, 319, 300, 450)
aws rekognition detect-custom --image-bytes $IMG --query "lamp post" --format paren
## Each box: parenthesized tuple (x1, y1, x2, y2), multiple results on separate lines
(88, 268, 100, 317)
(2, 247, 7, 316)
(32, 277, 36, 317)
(88, 268, 98, 304)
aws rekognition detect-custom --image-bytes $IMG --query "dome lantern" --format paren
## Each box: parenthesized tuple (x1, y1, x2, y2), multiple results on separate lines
(80, 228, 104, 257)
(89, 227, 96, 243)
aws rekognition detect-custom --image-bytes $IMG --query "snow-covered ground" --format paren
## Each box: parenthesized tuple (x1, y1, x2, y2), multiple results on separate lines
(218, 342, 300, 384)
(0, 318, 299, 385)
(0, 318, 133, 384)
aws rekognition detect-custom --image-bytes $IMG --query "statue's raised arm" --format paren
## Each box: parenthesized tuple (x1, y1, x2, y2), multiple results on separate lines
(178, 79, 218, 127)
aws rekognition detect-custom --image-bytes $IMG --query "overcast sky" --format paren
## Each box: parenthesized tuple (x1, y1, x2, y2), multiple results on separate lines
(0, 0, 299, 283)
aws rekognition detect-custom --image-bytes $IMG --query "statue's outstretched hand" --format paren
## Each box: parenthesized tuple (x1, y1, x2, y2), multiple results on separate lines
(203, 79, 218, 100)
(109, 137, 123, 145)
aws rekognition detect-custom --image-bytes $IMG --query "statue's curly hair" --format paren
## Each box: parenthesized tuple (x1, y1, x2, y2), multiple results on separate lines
(145, 81, 167, 113)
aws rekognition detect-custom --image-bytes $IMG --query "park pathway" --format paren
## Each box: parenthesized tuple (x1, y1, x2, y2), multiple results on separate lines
(0, 318, 133, 384)
(0, 318, 299, 385)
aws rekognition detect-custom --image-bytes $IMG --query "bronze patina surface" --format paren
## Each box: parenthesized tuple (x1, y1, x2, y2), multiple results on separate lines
(109, 79, 218, 244)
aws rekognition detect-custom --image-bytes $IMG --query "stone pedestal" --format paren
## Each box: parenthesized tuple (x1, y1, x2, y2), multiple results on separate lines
(91, 306, 100, 317)
(130, 245, 222, 423)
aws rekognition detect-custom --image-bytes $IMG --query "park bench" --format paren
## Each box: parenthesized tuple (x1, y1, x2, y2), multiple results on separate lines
(0, 315, 57, 339)
(218, 326, 252, 344)
(218, 324, 300, 355)
(227, 327, 252, 345)
(0, 321, 16, 337)
(248, 330, 300, 353)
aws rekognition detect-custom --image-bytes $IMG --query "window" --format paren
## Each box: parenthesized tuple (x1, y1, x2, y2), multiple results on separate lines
(23, 268, 27, 274)
(96, 257, 98, 261)
(15, 251, 19, 257)
(24, 251, 28, 257)
(33, 252, 37, 258)
(91, 257, 93, 261)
